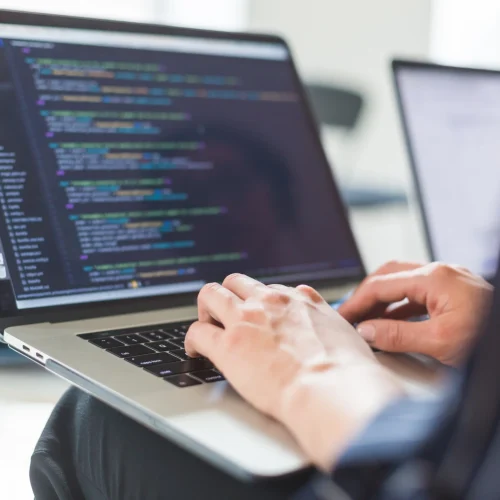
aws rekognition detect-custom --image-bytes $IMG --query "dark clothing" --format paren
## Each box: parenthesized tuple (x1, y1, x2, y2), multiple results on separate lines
(30, 388, 314, 500)
(30, 266, 500, 499)
(29, 387, 451, 500)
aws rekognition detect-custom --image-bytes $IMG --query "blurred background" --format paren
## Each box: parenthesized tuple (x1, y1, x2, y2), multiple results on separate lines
(1, 0, 499, 194)
(1, 0, 500, 498)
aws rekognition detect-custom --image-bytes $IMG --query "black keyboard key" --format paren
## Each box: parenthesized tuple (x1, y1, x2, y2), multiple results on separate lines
(149, 341, 173, 352)
(78, 323, 194, 341)
(173, 327, 188, 337)
(89, 337, 125, 349)
(167, 338, 185, 349)
(107, 344, 155, 358)
(115, 334, 149, 345)
(191, 370, 226, 383)
(79, 330, 119, 341)
(126, 352, 180, 368)
(140, 331, 174, 342)
(145, 358, 213, 377)
(169, 349, 196, 361)
(164, 374, 202, 388)
(80, 324, 166, 341)
(162, 326, 187, 338)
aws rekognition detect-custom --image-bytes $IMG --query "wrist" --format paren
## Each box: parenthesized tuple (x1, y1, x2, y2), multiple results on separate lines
(278, 361, 404, 471)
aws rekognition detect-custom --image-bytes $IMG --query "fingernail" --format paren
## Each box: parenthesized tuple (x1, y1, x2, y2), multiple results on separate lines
(357, 324, 376, 343)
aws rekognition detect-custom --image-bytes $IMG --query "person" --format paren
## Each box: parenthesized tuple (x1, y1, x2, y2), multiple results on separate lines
(30, 260, 497, 499)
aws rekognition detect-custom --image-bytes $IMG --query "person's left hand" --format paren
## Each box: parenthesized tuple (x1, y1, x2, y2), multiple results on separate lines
(185, 274, 403, 470)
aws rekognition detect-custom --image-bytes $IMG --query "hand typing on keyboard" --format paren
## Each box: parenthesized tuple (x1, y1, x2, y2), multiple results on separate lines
(185, 273, 403, 471)
(338, 261, 493, 366)
(80, 322, 221, 388)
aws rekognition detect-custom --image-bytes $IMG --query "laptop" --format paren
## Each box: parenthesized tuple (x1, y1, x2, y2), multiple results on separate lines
(393, 59, 500, 281)
(0, 10, 365, 479)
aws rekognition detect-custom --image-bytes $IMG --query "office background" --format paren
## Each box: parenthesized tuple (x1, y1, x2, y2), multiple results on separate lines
(1, 1, 499, 499)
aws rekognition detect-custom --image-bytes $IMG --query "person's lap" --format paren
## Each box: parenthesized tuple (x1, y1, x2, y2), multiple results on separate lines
(30, 387, 313, 500)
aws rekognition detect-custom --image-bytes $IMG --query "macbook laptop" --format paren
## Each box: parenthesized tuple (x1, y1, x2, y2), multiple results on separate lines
(393, 59, 500, 280)
(0, 10, 365, 479)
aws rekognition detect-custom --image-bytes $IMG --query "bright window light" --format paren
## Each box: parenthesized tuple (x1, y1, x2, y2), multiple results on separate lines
(0, 0, 249, 31)
(166, 0, 249, 31)
(431, 0, 500, 67)
(0, 0, 157, 22)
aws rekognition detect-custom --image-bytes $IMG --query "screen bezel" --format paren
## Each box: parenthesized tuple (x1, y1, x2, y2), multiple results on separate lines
(392, 58, 500, 281)
(0, 9, 365, 329)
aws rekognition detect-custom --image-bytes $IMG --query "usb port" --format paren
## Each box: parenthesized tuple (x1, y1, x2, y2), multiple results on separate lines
(36, 352, 43, 360)
(22, 345, 30, 352)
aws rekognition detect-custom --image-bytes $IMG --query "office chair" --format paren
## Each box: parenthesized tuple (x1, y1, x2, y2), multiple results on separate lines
(306, 82, 407, 207)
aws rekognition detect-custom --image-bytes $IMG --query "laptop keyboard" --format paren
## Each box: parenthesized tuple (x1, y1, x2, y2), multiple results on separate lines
(78, 321, 225, 388)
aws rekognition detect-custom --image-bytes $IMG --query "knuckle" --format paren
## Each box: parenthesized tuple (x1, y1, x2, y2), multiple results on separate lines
(238, 304, 266, 323)
(429, 262, 454, 279)
(380, 260, 403, 272)
(199, 282, 219, 295)
(453, 265, 471, 275)
(297, 285, 323, 303)
(264, 290, 291, 306)
(222, 273, 243, 285)
(385, 321, 404, 349)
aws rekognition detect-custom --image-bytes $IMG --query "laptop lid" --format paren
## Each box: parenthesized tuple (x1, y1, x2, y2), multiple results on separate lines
(393, 59, 500, 280)
(0, 10, 364, 330)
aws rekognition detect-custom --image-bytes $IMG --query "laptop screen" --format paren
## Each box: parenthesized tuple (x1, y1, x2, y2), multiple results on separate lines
(394, 63, 500, 278)
(0, 23, 362, 312)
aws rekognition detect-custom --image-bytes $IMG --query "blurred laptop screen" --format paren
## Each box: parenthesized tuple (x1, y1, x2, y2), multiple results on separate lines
(395, 63, 500, 278)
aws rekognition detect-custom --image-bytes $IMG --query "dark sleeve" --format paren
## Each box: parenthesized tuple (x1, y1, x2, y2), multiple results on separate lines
(293, 387, 458, 500)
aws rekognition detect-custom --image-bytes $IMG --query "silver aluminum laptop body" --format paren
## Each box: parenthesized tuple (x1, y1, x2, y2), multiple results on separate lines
(0, 10, 365, 479)
(5, 286, 353, 479)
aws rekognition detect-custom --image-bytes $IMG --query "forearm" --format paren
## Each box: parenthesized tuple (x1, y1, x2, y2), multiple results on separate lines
(279, 363, 404, 471)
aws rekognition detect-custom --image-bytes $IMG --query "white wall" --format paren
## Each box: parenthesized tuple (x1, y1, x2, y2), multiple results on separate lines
(248, 0, 432, 189)
(431, 0, 500, 68)
(0, 0, 158, 21)
(0, 0, 248, 30)
(165, 0, 249, 30)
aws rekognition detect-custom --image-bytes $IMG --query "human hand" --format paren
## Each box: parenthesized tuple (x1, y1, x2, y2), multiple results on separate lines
(338, 261, 493, 366)
(185, 274, 403, 470)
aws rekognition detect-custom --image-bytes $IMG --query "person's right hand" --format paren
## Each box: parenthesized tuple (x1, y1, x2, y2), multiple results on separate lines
(338, 261, 493, 366)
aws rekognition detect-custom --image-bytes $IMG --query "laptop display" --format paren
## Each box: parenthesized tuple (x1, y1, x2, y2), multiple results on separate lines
(0, 23, 362, 313)
(394, 61, 500, 278)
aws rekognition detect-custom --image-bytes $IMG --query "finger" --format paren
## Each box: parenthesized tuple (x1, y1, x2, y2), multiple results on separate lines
(268, 283, 308, 300)
(356, 319, 432, 354)
(338, 262, 423, 321)
(338, 271, 428, 323)
(197, 282, 243, 326)
(384, 301, 427, 320)
(296, 284, 327, 304)
(368, 261, 424, 278)
(185, 321, 224, 360)
(222, 273, 269, 300)
(268, 284, 291, 292)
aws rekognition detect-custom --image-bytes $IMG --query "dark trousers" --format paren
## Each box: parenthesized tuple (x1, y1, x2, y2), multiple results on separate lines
(30, 388, 314, 500)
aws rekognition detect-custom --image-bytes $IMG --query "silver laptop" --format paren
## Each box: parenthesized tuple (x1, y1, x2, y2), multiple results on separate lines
(0, 10, 365, 479)
(393, 59, 500, 281)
